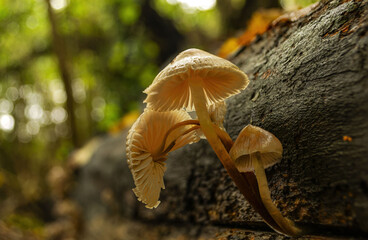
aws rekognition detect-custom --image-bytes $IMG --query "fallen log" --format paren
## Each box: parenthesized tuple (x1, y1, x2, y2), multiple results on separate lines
(74, 0, 368, 238)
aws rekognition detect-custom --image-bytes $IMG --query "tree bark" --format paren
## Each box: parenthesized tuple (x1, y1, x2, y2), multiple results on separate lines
(74, 0, 368, 239)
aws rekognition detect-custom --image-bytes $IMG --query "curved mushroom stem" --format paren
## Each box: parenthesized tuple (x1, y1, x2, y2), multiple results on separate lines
(213, 124, 233, 151)
(162, 125, 201, 154)
(253, 152, 303, 236)
(163, 120, 231, 155)
(189, 78, 283, 234)
(160, 120, 200, 153)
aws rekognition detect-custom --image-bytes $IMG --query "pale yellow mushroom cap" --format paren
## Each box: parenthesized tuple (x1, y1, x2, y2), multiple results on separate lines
(126, 109, 199, 209)
(143, 48, 249, 111)
(229, 125, 283, 172)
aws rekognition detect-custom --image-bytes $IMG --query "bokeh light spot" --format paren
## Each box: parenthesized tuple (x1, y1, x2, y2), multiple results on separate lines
(0, 114, 15, 132)
(26, 16, 38, 29)
(25, 104, 44, 120)
(166, 0, 216, 11)
(51, 107, 68, 124)
(50, 0, 69, 10)
(0, 99, 14, 114)
(26, 120, 40, 135)
(52, 89, 67, 104)
(6, 87, 19, 101)
(92, 97, 106, 109)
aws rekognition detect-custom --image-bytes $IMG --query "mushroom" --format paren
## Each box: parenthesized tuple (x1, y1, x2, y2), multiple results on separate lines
(143, 48, 248, 170)
(143, 48, 250, 189)
(144, 48, 248, 111)
(229, 124, 303, 236)
(143, 49, 284, 231)
(126, 109, 199, 209)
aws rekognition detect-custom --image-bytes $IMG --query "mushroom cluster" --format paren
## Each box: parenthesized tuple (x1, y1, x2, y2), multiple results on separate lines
(126, 48, 303, 236)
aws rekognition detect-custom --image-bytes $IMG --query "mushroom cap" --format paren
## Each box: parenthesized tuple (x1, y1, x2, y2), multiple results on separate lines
(144, 48, 249, 111)
(229, 125, 283, 172)
(126, 109, 199, 209)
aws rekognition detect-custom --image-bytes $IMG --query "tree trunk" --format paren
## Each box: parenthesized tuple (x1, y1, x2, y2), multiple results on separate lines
(45, 0, 80, 148)
(74, 0, 368, 239)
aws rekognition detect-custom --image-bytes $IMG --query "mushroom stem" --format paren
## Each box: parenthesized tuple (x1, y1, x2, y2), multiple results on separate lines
(212, 124, 233, 151)
(162, 125, 201, 154)
(161, 120, 200, 152)
(252, 152, 303, 236)
(189, 79, 283, 233)
(189, 79, 241, 180)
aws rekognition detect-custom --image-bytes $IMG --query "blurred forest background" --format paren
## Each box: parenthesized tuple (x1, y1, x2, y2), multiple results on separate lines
(0, 0, 317, 239)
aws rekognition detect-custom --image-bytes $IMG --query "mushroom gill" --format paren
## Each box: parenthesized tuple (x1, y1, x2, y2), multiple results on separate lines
(126, 109, 199, 209)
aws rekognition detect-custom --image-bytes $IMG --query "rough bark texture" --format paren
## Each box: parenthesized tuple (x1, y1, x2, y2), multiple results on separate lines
(74, 0, 368, 239)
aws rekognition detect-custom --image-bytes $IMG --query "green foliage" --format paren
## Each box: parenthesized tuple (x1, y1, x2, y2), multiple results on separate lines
(119, 1, 141, 26)
(153, 0, 222, 39)
(98, 102, 122, 131)
(280, 0, 319, 10)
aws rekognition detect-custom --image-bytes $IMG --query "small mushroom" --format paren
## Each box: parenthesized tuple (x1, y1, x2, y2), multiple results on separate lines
(126, 109, 199, 209)
(229, 124, 283, 172)
(229, 124, 302, 236)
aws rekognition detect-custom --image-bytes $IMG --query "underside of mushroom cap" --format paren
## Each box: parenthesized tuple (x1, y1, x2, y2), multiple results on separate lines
(229, 125, 283, 172)
(143, 48, 249, 112)
(126, 109, 199, 208)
